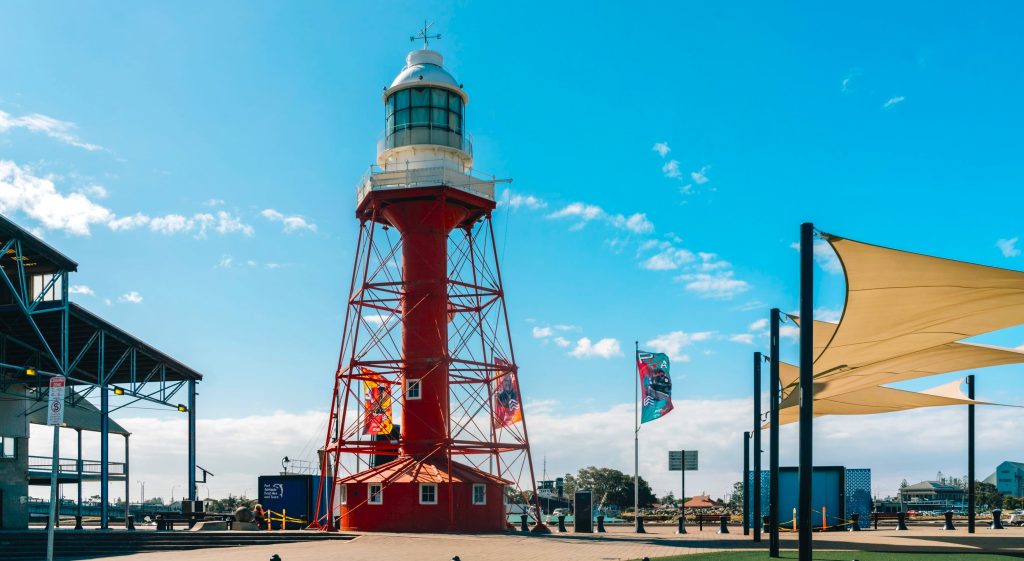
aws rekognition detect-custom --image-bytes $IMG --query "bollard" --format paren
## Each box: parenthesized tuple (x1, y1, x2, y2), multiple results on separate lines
(942, 511, 956, 531)
(520, 514, 529, 533)
(597, 515, 606, 533)
(452, 557, 461, 561)
(873, 510, 879, 530)
(896, 511, 909, 531)
(126, 515, 135, 531)
(270, 555, 281, 561)
(762, 515, 770, 534)
(282, 508, 287, 531)
(676, 513, 686, 535)
(557, 515, 567, 533)
(849, 513, 860, 531)
(74, 515, 83, 530)
(718, 514, 730, 534)
(635, 515, 646, 534)
(992, 509, 1005, 530)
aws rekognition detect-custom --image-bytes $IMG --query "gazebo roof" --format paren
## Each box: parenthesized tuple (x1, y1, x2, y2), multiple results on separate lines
(684, 494, 717, 508)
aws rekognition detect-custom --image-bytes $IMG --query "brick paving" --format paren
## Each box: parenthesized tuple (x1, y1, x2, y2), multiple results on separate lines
(84, 524, 1024, 561)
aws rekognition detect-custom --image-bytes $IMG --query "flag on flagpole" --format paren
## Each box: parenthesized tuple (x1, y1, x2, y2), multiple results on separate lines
(637, 351, 674, 423)
(493, 358, 523, 428)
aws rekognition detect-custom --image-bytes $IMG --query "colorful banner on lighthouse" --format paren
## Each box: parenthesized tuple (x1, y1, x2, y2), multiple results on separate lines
(493, 358, 523, 428)
(361, 368, 393, 436)
(638, 351, 674, 424)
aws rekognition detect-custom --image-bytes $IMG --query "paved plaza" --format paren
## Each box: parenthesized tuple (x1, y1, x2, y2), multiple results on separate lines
(83, 525, 1024, 561)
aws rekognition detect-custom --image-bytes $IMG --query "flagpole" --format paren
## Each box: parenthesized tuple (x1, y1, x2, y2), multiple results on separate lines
(634, 340, 640, 533)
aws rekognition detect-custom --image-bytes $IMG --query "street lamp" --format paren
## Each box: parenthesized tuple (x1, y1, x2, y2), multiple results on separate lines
(171, 484, 180, 504)
(281, 456, 291, 475)
(137, 480, 145, 507)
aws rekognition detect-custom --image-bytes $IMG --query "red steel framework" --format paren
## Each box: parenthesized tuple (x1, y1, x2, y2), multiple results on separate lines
(312, 185, 544, 531)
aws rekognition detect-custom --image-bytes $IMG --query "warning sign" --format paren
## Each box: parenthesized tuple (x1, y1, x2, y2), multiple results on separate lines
(47, 377, 65, 426)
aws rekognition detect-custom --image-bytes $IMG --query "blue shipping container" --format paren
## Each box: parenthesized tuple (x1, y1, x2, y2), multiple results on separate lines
(258, 474, 332, 530)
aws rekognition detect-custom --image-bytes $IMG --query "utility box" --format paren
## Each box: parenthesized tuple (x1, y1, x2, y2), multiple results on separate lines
(574, 490, 593, 533)
(258, 474, 331, 530)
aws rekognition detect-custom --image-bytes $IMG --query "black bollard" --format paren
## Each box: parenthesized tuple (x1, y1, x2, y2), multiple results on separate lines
(635, 515, 646, 534)
(992, 509, 1005, 530)
(718, 514, 730, 534)
(896, 511, 909, 531)
(270, 555, 281, 561)
(849, 513, 860, 531)
(676, 513, 686, 535)
(942, 511, 956, 531)
(126, 515, 135, 531)
(762, 515, 771, 534)
(519, 514, 529, 533)
(557, 515, 567, 533)
(452, 557, 461, 561)
(596, 515, 606, 533)
(74, 515, 83, 530)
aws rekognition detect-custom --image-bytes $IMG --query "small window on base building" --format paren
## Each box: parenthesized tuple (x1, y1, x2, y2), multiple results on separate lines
(368, 483, 383, 505)
(420, 483, 437, 505)
(472, 483, 486, 505)
(338, 484, 347, 505)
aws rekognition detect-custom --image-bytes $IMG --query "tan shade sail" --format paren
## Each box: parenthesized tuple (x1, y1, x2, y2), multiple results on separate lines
(815, 234, 1024, 375)
(774, 379, 994, 426)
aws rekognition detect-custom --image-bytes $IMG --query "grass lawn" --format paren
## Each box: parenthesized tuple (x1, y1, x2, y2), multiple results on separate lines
(636, 553, 1021, 561)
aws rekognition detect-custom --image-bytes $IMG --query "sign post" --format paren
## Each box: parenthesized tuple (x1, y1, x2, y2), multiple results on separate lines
(47, 376, 66, 561)
(669, 450, 698, 534)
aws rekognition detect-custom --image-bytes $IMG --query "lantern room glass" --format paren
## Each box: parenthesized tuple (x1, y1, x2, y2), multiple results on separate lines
(385, 86, 465, 152)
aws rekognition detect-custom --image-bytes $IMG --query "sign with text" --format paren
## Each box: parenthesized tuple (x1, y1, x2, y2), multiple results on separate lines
(668, 450, 698, 471)
(47, 377, 65, 426)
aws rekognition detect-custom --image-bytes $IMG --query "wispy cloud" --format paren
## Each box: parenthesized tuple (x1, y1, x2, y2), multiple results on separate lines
(0, 160, 114, 235)
(996, 237, 1020, 258)
(0, 110, 102, 151)
(652, 142, 671, 158)
(691, 165, 710, 185)
(790, 239, 843, 275)
(547, 202, 653, 234)
(883, 95, 906, 109)
(662, 160, 682, 178)
(644, 330, 714, 362)
(841, 68, 862, 92)
(729, 333, 754, 344)
(675, 253, 750, 299)
(569, 337, 622, 359)
(118, 291, 143, 304)
(261, 208, 317, 233)
(498, 189, 547, 210)
(69, 285, 94, 296)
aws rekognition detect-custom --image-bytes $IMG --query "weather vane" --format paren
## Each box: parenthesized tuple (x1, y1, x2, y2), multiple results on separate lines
(410, 20, 441, 49)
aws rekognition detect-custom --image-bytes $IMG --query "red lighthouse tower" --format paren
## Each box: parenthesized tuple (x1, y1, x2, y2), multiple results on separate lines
(313, 43, 544, 533)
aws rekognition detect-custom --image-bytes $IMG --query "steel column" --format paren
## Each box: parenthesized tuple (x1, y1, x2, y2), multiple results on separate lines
(124, 435, 130, 525)
(753, 352, 762, 542)
(76, 429, 83, 523)
(968, 374, 976, 533)
(743, 431, 750, 536)
(798, 222, 814, 561)
(769, 307, 781, 557)
(100, 345, 109, 529)
(188, 379, 196, 501)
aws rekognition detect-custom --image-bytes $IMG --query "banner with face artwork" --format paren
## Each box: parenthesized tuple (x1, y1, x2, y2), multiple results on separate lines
(361, 368, 393, 436)
(493, 358, 523, 428)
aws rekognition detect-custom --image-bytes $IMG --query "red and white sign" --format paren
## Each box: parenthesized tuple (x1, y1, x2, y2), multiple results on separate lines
(47, 377, 66, 426)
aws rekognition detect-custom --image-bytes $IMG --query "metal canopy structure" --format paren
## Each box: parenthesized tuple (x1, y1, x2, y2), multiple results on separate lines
(0, 212, 203, 530)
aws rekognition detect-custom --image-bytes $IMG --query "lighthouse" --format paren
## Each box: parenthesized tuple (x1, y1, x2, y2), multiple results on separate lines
(314, 33, 544, 533)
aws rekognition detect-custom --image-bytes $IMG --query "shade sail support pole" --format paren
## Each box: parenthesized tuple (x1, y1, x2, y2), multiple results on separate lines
(798, 222, 814, 561)
(753, 352, 762, 543)
(743, 431, 750, 536)
(769, 308, 780, 557)
(968, 374, 976, 534)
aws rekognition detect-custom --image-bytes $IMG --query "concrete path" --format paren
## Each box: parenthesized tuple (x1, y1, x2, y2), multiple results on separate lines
(84, 524, 1024, 561)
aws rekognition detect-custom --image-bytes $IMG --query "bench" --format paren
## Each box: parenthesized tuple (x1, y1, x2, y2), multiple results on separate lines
(694, 513, 722, 530)
(871, 511, 906, 530)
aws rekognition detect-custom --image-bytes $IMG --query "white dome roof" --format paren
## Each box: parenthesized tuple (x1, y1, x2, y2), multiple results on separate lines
(386, 50, 467, 102)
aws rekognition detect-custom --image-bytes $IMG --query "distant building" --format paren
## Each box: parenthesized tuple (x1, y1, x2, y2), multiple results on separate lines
(899, 480, 965, 506)
(984, 461, 1024, 498)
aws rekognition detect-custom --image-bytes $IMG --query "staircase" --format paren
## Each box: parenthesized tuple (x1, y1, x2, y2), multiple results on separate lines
(0, 529, 352, 560)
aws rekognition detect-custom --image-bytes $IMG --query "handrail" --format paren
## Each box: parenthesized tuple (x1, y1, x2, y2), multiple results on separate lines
(28, 455, 126, 475)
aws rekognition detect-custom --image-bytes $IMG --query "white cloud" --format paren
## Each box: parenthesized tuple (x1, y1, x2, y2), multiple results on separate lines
(261, 208, 316, 233)
(107, 213, 150, 231)
(547, 202, 653, 235)
(78, 185, 108, 199)
(997, 237, 1020, 258)
(815, 307, 843, 323)
(69, 285, 94, 296)
(0, 160, 114, 235)
(691, 165, 710, 184)
(216, 255, 234, 269)
(730, 333, 754, 344)
(149, 214, 193, 235)
(639, 240, 696, 271)
(498, 189, 547, 210)
(569, 337, 622, 359)
(532, 326, 553, 338)
(203, 198, 225, 207)
(118, 291, 143, 304)
(749, 318, 768, 331)
(780, 325, 800, 341)
(553, 336, 571, 348)
(883, 95, 906, 109)
(662, 159, 682, 178)
(677, 270, 750, 299)
(645, 330, 714, 362)
(213, 210, 255, 236)
(0, 110, 102, 151)
(652, 142, 671, 158)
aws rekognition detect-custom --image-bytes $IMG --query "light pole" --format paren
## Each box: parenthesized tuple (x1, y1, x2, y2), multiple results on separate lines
(171, 484, 180, 504)
(138, 480, 145, 507)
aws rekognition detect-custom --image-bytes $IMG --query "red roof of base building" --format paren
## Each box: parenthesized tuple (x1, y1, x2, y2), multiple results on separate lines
(338, 455, 512, 486)
(684, 495, 718, 508)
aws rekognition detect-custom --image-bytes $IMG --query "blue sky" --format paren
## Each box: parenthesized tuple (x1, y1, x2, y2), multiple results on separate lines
(6, 1, 1024, 499)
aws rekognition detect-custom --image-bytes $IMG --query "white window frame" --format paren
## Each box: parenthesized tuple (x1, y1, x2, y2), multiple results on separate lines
(405, 379, 422, 400)
(368, 483, 383, 505)
(338, 484, 347, 505)
(419, 483, 438, 505)
(472, 483, 486, 505)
